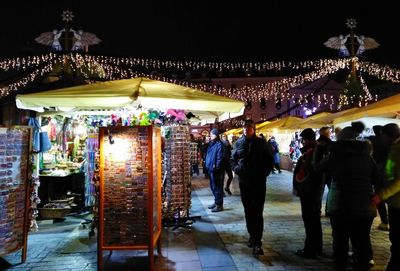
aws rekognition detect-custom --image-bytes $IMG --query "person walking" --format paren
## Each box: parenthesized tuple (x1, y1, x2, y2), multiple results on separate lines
(268, 136, 282, 173)
(201, 136, 210, 178)
(205, 128, 225, 212)
(372, 123, 400, 271)
(221, 134, 234, 195)
(231, 120, 274, 256)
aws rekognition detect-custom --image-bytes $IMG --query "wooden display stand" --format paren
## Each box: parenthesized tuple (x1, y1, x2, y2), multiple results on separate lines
(0, 126, 31, 264)
(97, 126, 161, 271)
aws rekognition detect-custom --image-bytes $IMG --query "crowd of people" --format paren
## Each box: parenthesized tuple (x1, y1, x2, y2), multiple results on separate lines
(189, 121, 400, 270)
(291, 122, 400, 271)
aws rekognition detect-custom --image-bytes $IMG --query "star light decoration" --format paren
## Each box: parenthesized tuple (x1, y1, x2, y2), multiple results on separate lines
(62, 10, 74, 22)
(346, 18, 357, 29)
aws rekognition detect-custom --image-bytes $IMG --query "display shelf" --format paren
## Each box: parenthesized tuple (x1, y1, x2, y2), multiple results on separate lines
(0, 126, 31, 263)
(98, 126, 161, 271)
(162, 125, 200, 230)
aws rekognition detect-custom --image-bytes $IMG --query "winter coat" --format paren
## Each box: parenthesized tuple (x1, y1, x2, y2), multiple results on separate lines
(313, 135, 333, 185)
(317, 140, 378, 217)
(367, 135, 391, 188)
(377, 138, 400, 208)
(205, 139, 224, 173)
(231, 135, 274, 182)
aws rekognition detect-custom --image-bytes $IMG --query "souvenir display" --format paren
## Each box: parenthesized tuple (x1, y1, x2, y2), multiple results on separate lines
(0, 127, 30, 262)
(162, 125, 192, 220)
(98, 126, 161, 269)
(85, 133, 98, 207)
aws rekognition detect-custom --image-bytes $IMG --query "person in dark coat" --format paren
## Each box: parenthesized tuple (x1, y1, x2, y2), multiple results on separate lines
(371, 123, 400, 271)
(221, 134, 234, 195)
(317, 123, 378, 271)
(313, 126, 333, 216)
(231, 120, 274, 256)
(205, 128, 225, 212)
(201, 136, 210, 177)
(293, 128, 324, 259)
(268, 136, 282, 173)
(367, 125, 390, 231)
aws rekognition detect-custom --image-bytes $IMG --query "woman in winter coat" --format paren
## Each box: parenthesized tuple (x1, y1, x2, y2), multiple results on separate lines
(317, 123, 378, 271)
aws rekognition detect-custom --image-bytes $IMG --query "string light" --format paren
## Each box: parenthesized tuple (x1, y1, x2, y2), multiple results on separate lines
(0, 53, 398, 111)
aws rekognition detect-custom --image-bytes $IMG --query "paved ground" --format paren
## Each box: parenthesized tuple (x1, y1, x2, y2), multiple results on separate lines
(1, 170, 391, 270)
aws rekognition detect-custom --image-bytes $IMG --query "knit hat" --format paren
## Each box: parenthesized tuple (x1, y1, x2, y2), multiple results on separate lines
(381, 123, 400, 139)
(210, 128, 220, 136)
(300, 128, 315, 141)
(337, 126, 358, 140)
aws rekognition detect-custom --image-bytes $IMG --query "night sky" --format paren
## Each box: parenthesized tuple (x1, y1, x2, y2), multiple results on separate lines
(1, 1, 399, 66)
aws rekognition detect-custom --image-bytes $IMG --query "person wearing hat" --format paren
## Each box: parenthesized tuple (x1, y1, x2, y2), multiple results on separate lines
(293, 128, 323, 259)
(231, 119, 274, 256)
(372, 123, 400, 271)
(205, 128, 225, 212)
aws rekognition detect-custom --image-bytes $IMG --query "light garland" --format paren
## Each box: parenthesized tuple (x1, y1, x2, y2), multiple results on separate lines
(359, 61, 400, 83)
(0, 54, 399, 111)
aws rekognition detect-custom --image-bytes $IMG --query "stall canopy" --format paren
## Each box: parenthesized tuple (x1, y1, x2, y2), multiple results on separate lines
(257, 116, 304, 133)
(283, 112, 333, 130)
(331, 93, 400, 125)
(15, 77, 244, 123)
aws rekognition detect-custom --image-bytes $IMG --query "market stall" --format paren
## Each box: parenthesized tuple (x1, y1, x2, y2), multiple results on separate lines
(15, 77, 244, 269)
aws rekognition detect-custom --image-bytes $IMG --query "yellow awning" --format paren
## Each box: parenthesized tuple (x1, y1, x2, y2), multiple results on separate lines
(255, 121, 271, 131)
(332, 93, 400, 125)
(224, 127, 243, 136)
(15, 77, 244, 122)
(258, 116, 304, 133)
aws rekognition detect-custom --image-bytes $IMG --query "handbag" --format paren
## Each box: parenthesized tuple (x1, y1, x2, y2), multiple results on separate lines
(28, 117, 52, 153)
(39, 131, 52, 153)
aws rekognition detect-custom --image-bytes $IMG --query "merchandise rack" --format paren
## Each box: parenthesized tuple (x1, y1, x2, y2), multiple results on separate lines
(0, 126, 31, 264)
(162, 125, 200, 230)
(97, 126, 161, 271)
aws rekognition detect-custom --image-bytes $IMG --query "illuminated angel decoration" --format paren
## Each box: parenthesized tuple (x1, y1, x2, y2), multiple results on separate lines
(324, 34, 350, 57)
(354, 35, 380, 56)
(70, 29, 102, 52)
(35, 29, 65, 51)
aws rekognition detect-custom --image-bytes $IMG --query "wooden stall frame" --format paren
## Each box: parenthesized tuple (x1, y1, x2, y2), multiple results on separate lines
(97, 126, 161, 271)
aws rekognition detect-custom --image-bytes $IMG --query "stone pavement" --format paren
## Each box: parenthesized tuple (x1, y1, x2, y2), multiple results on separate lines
(192, 171, 390, 271)
(0, 170, 391, 270)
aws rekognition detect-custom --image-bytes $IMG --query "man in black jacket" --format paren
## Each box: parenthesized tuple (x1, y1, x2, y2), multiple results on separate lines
(231, 120, 274, 256)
